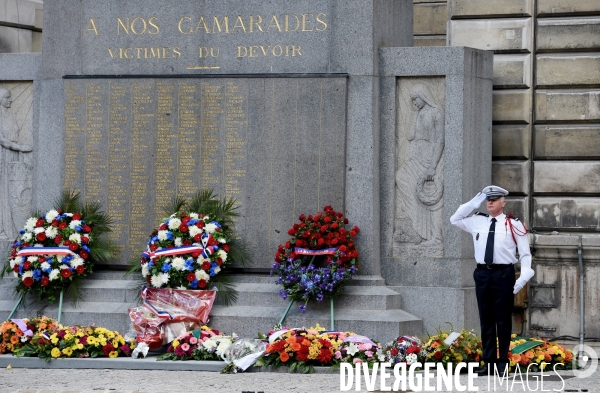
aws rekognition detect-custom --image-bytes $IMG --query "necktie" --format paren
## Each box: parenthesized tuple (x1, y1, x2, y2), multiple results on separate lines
(484, 218, 496, 266)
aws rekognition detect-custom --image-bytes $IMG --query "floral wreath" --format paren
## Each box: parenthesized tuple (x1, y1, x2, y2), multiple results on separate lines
(272, 205, 360, 311)
(141, 212, 230, 290)
(2, 191, 115, 303)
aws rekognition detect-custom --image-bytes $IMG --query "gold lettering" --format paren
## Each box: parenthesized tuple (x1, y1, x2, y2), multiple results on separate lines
(117, 18, 129, 35)
(285, 14, 300, 32)
(148, 16, 160, 34)
(178, 16, 192, 34)
(84, 18, 99, 35)
(108, 48, 116, 58)
(195, 17, 210, 34)
(124, 48, 133, 58)
(136, 47, 143, 58)
(249, 46, 258, 57)
(199, 46, 209, 58)
(286, 45, 290, 56)
(237, 46, 248, 57)
(173, 47, 181, 58)
(249, 15, 264, 32)
(315, 13, 327, 31)
(162, 47, 171, 58)
(301, 13, 313, 32)
(210, 47, 220, 57)
(150, 47, 161, 58)
(266, 15, 282, 32)
(292, 45, 302, 56)
(260, 45, 270, 56)
(232, 16, 247, 33)
(272, 45, 283, 56)
(131, 17, 147, 34)
(212, 16, 229, 33)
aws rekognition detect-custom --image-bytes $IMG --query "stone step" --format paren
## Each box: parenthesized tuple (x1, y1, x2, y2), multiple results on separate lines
(209, 306, 423, 344)
(232, 283, 401, 310)
(229, 273, 386, 286)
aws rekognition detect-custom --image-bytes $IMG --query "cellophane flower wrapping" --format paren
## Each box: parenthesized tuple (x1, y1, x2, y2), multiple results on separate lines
(221, 338, 268, 372)
(128, 288, 216, 350)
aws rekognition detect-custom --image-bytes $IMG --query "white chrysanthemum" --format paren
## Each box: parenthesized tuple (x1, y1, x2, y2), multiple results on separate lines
(150, 274, 162, 287)
(217, 237, 227, 244)
(69, 233, 82, 244)
(189, 213, 199, 219)
(71, 257, 84, 268)
(216, 250, 227, 262)
(34, 227, 45, 235)
(69, 220, 82, 230)
(203, 215, 210, 221)
(21, 270, 33, 280)
(56, 255, 63, 263)
(216, 338, 234, 357)
(188, 225, 201, 238)
(195, 269, 209, 281)
(159, 272, 170, 285)
(176, 286, 186, 290)
(174, 237, 182, 247)
(213, 266, 221, 275)
(59, 264, 70, 271)
(168, 218, 181, 230)
(406, 353, 418, 365)
(26, 256, 38, 262)
(45, 210, 59, 223)
(171, 257, 186, 271)
(202, 338, 217, 351)
(25, 217, 37, 231)
(141, 263, 149, 277)
(21, 232, 32, 242)
(40, 262, 51, 270)
(9, 258, 19, 269)
(205, 223, 217, 234)
(157, 230, 169, 241)
(45, 226, 58, 239)
(196, 255, 209, 264)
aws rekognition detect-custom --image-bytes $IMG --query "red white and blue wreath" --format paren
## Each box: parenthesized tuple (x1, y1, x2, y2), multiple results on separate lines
(141, 213, 230, 290)
(272, 206, 360, 312)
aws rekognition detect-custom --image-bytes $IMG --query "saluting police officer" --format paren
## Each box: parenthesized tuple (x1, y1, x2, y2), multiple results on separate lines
(450, 186, 534, 376)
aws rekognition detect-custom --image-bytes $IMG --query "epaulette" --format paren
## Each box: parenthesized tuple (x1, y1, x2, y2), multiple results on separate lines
(506, 213, 520, 221)
(475, 212, 489, 217)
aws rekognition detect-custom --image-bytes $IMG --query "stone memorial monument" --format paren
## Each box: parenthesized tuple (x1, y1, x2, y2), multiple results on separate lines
(1, 0, 493, 342)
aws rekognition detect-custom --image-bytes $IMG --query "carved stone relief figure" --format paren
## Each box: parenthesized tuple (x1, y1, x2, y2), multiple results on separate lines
(394, 82, 445, 251)
(0, 85, 33, 240)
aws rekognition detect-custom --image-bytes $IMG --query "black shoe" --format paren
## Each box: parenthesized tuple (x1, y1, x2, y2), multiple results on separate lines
(475, 365, 490, 376)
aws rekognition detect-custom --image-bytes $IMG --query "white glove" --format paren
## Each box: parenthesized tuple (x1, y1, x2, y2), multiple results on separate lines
(468, 192, 487, 210)
(513, 280, 525, 294)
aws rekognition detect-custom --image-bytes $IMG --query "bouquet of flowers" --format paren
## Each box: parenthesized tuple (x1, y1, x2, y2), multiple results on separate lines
(272, 206, 360, 311)
(14, 324, 135, 360)
(221, 338, 268, 373)
(2, 190, 116, 303)
(136, 189, 248, 305)
(385, 335, 427, 365)
(259, 324, 345, 373)
(334, 335, 386, 366)
(0, 316, 58, 354)
(508, 336, 574, 372)
(158, 326, 235, 361)
(422, 329, 483, 368)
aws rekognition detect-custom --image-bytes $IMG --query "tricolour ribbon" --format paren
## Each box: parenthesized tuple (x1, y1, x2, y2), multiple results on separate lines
(17, 247, 75, 257)
(142, 245, 205, 260)
(141, 286, 173, 320)
(294, 247, 339, 256)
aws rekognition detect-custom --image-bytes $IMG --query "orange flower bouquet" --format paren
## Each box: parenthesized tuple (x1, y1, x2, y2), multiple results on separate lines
(508, 336, 574, 372)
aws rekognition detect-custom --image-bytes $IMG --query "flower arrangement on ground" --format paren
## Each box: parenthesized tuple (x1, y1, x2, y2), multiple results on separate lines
(508, 336, 574, 372)
(385, 335, 427, 365)
(334, 335, 386, 366)
(158, 326, 235, 361)
(136, 189, 249, 305)
(0, 316, 58, 354)
(2, 190, 116, 303)
(14, 324, 135, 361)
(272, 206, 360, 311)
(422, 329, 483, 368)
(258, 324, 345, 373)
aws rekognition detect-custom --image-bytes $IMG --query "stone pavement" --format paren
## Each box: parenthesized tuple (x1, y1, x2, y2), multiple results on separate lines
(0, 367, 599, 393)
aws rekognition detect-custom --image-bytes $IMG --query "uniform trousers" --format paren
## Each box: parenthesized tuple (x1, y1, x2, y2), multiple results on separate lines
(473, 264, 515, 366)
